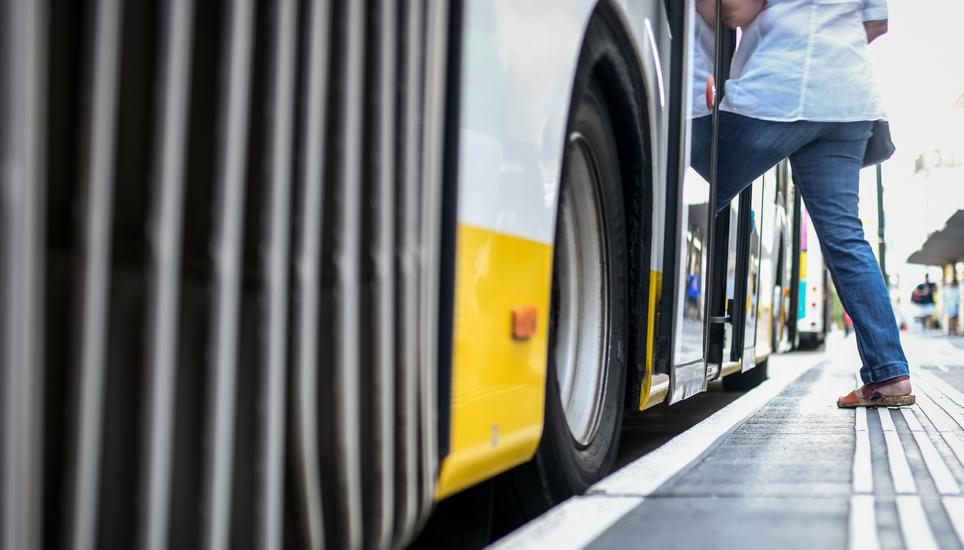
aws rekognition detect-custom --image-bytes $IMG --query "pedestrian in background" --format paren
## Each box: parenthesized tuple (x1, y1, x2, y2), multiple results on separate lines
(946, 278, 961, 336)
(691, 0, 914, 407)
(686, 269, 702, 319)
(911, 274, 937, 332)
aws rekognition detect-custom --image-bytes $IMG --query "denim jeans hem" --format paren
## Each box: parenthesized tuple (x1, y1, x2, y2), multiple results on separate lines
(860, 362, 911, 384)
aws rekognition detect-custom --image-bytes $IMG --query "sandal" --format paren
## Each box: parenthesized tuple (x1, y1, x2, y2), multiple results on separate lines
(837, 375, 915, 408)
(836, 391, 916, 408)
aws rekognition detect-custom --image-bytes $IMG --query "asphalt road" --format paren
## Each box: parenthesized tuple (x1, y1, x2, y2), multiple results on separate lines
(497, 331, 964, 550)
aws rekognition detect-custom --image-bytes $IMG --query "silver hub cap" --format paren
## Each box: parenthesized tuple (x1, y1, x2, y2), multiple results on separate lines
(554, 134, 610, 446)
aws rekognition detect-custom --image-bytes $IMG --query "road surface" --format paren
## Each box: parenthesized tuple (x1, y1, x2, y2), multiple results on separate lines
(494, 332, 964, 550)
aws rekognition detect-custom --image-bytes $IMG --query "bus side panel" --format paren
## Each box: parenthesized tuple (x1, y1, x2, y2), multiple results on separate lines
(437, 0, 597, 500)
(439, 0, 671, 498)
(437, 225, 553, 499)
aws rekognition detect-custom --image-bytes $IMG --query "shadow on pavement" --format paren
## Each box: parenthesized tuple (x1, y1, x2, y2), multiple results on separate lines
(616, 382, 746, 469)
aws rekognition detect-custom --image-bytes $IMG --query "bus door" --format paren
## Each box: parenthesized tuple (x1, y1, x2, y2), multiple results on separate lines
(706, 181, 763, 372)
(730, 178, 766, 369)
(660, 0, 716, 404)
(700, 3, 760, 375)
(657, 0, 760, 403)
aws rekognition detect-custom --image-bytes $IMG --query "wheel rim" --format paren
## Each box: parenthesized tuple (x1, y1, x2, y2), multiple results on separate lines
(554, 133, 610, 446)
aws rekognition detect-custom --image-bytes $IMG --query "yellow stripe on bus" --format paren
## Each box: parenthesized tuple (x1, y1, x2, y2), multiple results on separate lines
(437, 224, 553, 500)
(639, 270, 662, 411)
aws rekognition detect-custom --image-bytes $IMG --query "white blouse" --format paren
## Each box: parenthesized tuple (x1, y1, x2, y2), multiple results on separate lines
(720, 0, 889, 122)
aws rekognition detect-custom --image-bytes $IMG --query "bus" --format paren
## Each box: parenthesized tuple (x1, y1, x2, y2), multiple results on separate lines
(0, 1, 818, 549)
(796, 204, 832, 349)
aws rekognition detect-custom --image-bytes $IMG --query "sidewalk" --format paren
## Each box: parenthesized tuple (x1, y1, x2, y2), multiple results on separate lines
(495, 333, 964, 549)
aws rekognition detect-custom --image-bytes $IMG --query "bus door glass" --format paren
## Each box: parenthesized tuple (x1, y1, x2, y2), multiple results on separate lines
(768, 165, 792, 353)
(755, 168, 783, 358)
(727, 172, 765, 367)
(713, 181, 763, 368)
(666, 0, 718, 403)
(743, 176, 766, 366)
(670, 0, 761, 401)
(719, 196, 739, 361)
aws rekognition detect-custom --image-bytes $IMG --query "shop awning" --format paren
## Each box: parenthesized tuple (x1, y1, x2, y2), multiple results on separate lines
(907, 209, 964, 266)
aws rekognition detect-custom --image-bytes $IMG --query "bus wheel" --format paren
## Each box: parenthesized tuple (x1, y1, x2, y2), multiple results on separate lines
(507, 78, 629, 515)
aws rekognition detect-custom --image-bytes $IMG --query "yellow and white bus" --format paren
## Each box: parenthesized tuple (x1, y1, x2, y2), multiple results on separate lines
(0, 1, 816, 549)
(436, 0, 805, 535)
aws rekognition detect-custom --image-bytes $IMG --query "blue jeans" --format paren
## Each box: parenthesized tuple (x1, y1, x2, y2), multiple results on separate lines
(692, 112, 909, 384)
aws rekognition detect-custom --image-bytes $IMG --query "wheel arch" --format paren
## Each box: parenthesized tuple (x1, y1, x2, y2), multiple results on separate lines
(570, 3, 658, 411)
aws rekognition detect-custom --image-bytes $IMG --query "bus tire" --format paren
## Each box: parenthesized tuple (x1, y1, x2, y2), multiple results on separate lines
(507, 77, 629, 517)
(723, 358, 768, 391)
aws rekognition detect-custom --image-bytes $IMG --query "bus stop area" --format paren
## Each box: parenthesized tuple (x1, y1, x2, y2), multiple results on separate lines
(495, 332, 964, 550)
(907, 209, 964, 336)
(4, 2, 964, 549)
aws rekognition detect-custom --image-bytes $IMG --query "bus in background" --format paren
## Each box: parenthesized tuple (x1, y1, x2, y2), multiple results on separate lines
(755, 162, 796, 359)
(796, 204, 831, 349)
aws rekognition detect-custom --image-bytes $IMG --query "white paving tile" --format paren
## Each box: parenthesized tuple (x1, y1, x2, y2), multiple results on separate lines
(896, 495, 939, 550)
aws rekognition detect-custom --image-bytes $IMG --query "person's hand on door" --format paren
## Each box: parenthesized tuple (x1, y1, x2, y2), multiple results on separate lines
(697, 0, 768, 29)
(722, 0, 767, 28)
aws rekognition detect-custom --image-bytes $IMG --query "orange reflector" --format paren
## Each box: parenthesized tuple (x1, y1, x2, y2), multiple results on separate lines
(511, 306, 538, 341)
